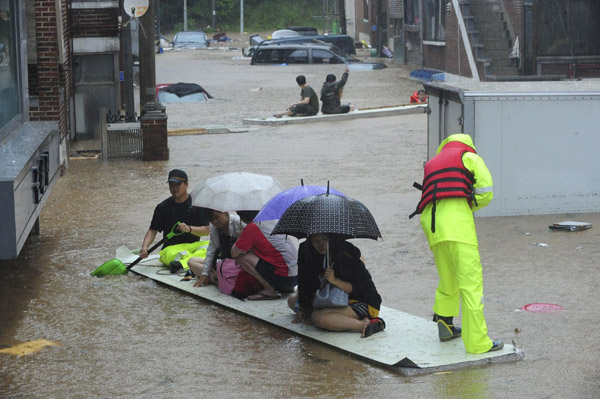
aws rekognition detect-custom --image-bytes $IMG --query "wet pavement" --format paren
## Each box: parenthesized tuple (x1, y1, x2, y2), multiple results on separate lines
(1, 41, 600, 398)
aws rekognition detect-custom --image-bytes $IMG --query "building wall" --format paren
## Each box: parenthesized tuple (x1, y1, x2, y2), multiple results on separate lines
(423, 44, 445, 71)
(504, 0, 523, 39)
(69, 1, 120, 140)
(355, 0, 371, 45)
(442, 3, 473, 78)
(27, 0, 71, 167)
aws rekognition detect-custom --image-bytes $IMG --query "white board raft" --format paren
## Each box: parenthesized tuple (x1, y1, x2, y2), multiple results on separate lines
(242, 104, 427, 126)
(117, 249, 522, 376)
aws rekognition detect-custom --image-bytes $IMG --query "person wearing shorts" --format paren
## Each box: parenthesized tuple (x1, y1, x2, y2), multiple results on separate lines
(289, 233, 385, 338)
(231, 211, 298, 300)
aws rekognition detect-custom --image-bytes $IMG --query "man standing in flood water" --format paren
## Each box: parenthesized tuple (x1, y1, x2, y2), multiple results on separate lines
(410, 133, 504, 354)
(140, 169, 210, 272)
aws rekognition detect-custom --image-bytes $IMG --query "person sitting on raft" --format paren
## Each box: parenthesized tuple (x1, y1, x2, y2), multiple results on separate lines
(188, 209, 244, 287)
(288, 233, 385, 337)
(320, 67, 355, 114)
(231, 211, 298, 300)
(139, 169, 210, 273)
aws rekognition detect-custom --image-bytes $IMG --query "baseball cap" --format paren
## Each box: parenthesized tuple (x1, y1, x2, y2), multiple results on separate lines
(167, 169, 188, 184)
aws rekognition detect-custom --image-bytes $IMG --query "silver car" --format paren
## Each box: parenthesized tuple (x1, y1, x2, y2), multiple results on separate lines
(172, 31, 209, 49)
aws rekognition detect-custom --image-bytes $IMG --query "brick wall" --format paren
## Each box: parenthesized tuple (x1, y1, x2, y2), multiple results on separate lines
(423, 45, 446, 71)
(29, 0, 71, 142)
(141, 103, 169, 161)
(70, 8, 119, 38)
(443, 5, 473, 78)
(504, 0, 523, 39)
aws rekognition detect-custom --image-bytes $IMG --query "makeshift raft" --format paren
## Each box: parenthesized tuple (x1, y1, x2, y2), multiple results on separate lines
(117, 249, 522, 376)
(242, 104, 427, 126)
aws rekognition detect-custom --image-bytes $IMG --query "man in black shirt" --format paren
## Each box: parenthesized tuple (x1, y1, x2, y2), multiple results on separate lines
(140, 169, 210, 270)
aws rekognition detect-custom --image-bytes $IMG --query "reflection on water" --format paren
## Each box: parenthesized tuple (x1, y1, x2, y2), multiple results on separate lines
(0, 158, 402, 398)
(0, 119, 519, 397)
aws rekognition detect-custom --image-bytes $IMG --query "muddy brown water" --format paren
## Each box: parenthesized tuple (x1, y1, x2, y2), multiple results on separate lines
(1, 43, 599, 398)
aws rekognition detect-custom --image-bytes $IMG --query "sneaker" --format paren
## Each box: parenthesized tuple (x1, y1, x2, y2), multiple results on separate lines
(437, 319, 462, 342)
(362, 317, 386, 338)
(488, 340, 504, 352)
(169, 261, 183, 274)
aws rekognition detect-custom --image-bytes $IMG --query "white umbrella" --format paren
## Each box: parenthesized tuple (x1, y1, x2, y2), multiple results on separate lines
(191, 172, 284, 212)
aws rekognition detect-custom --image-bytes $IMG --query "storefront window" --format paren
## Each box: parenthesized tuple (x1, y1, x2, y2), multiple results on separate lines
(405, 0, 419, 25)
(424, 0, 446, 41)
(0, 0, 20, 131)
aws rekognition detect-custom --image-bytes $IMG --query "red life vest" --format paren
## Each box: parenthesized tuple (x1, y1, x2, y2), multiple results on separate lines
(409, 141, 477, 232)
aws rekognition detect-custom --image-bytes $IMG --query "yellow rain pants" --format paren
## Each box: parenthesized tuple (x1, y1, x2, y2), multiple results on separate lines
(159, 240, 209, 270)
(431, 241, 492, 353)
(419, 134, 495, 354)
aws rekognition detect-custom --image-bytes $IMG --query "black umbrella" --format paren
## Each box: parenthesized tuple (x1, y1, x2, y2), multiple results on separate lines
(271, 192, 382, 241)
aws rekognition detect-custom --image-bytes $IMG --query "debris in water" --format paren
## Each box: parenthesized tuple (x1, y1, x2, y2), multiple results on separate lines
(548, 221, 592, 231)
(0, 339, 60, 356)
(520, 303, 563, 313)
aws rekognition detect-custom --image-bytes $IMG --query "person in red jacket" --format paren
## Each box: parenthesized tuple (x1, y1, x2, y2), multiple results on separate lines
(410, 89, 428, 103)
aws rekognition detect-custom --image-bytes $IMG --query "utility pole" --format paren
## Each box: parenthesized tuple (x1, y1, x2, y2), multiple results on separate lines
(184, 0, 188, 31)
(338, 0, 346, 34)
(121, 9, 135, 115)
(139, 0, 156, 110)
(212, 0, 216, 28)
(240, 0, 244, 38)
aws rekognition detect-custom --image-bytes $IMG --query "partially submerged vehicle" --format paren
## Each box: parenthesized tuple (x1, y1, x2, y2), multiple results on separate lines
(156, 83, 213, 103)
(286, 26, 319, 36)
(172, 31, 209, 49)
(250, 43, 386, 70)
(248, 33, 356, 55)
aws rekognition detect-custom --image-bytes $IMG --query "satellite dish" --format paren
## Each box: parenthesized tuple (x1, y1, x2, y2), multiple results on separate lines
(124, 0, 149, 18)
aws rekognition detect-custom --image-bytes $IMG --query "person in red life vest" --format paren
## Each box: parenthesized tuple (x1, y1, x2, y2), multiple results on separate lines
(410, 89, 428, 103)
(410, 133, 504, 353)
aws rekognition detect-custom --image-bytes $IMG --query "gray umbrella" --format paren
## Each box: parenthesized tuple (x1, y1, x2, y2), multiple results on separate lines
(271, 193, 382, 240)
(191, 172, 284, 212)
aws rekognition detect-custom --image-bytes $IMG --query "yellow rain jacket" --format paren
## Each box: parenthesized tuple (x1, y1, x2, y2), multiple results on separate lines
(418, 133, 495, 354)
(420, 134, 493, 246)
(159, 240, 209, 270)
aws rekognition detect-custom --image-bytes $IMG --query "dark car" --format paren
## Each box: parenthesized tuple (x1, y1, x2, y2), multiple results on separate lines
(257, 34, 356, 55)
(250, 43, 386, 70)
(286, 26, 319, 36)
(172, 31, 209, 49)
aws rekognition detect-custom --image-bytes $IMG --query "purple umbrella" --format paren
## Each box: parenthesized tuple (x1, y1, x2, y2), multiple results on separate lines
(254, 182, 344, 222)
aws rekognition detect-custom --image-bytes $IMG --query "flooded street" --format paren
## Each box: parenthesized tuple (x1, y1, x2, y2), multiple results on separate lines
(1, 42, 599, 398)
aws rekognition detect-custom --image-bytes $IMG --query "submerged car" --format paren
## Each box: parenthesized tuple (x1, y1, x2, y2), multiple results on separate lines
(172, 31, 209, 49)
(248, 33, 356, 55)
(156, 83, 212, 103)
(250, 43, 386, 69)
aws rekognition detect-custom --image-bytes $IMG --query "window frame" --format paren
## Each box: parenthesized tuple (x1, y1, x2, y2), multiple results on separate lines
(404, 0, 420, 26)
(0, 0, 25, 141)
(423, 0, 446, 42)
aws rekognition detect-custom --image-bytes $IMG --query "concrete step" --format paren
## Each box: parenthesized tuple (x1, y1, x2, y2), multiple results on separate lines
(492, 58, 520, 69)
(480, 36, 511, 47)
(485, 48, 512, 59)
(489, 66, 521, 77)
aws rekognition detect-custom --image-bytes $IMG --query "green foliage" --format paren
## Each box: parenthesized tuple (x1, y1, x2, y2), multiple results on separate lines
(159, 0, 322, 33)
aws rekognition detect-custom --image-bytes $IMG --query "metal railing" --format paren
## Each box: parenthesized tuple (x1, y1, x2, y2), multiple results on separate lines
(100, 108, 142, 161)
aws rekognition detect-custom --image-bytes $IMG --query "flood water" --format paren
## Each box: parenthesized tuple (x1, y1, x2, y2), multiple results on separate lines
(1, 46, 599, 398)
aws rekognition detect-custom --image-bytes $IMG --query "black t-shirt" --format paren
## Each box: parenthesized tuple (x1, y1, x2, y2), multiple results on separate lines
(149, 195, 209, 248)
